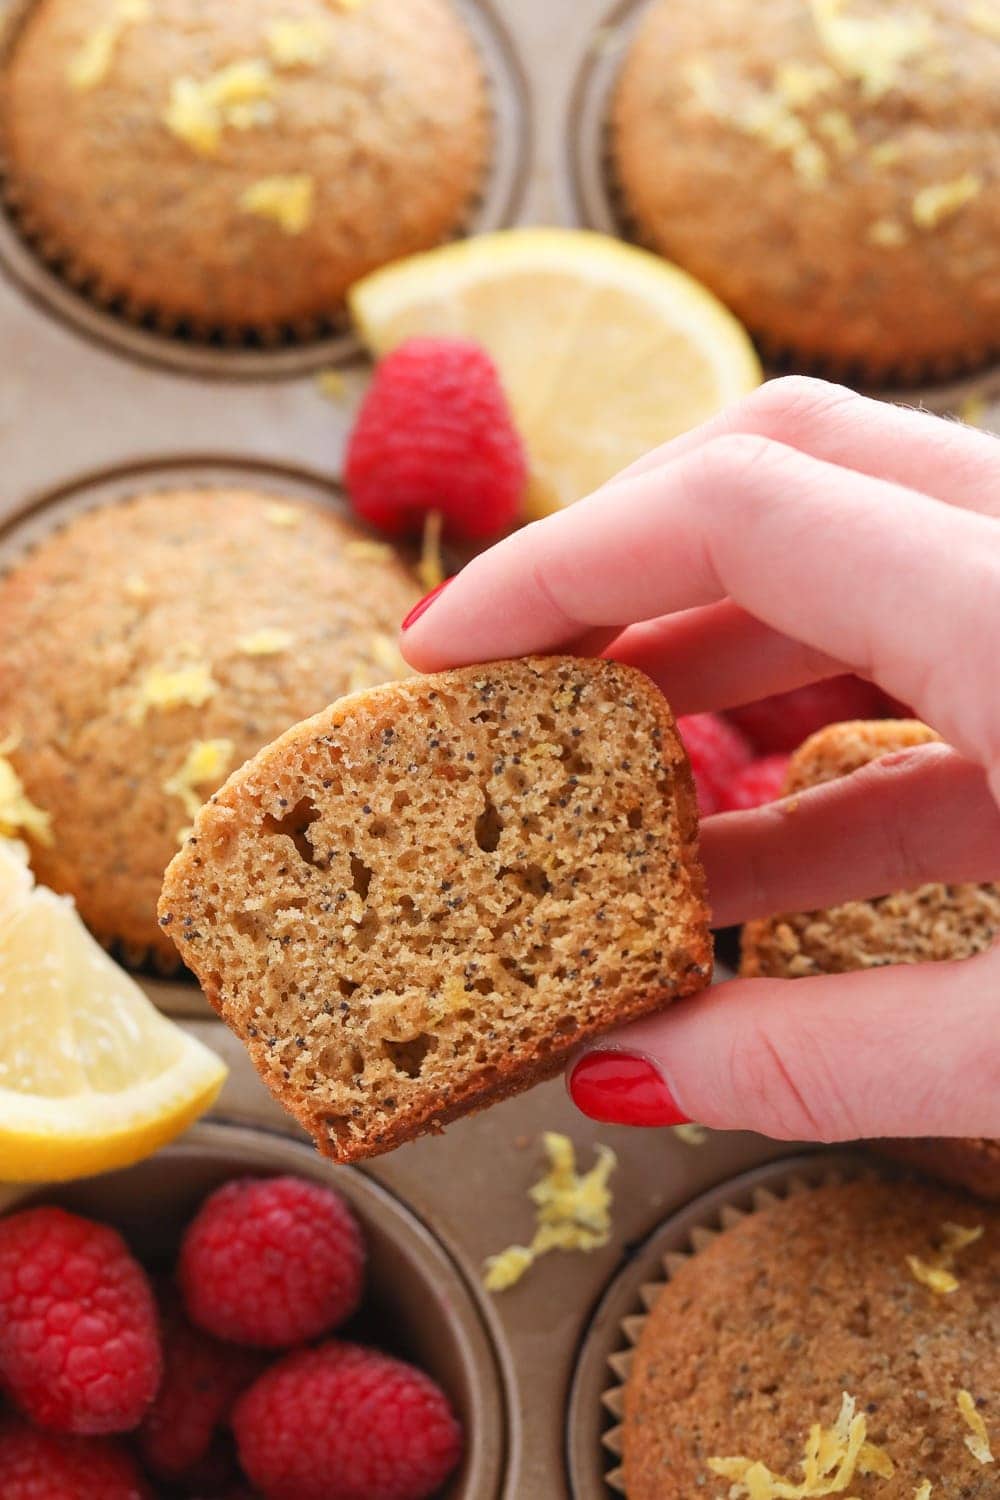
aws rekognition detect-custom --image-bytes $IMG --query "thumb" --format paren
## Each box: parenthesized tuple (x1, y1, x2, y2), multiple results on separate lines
(567, 946, 1000, 1142)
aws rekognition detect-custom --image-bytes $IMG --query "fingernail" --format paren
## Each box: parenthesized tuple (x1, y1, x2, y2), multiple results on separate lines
(401, 578, 452, 632)
(568, 1050, 690, 1127)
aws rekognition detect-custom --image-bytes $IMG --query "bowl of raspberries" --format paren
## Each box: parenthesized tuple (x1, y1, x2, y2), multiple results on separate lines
(0, 1120, 502, 1500)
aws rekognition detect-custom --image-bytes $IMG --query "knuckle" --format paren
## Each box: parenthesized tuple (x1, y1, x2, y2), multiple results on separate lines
(739, 374, 860, 431)
(695, 432, 780, 490)
(727, 1011, 856, 1142)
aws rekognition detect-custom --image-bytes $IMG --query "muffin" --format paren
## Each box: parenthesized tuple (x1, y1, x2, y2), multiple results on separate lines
(0, 0, 488, 334)
(741, 720, 1000, 1199)
(0, 488, 420, 964)
(158, 657, 712, 1161)
(612, 0, 1000, 379)
(622, 1178, 999, 1498)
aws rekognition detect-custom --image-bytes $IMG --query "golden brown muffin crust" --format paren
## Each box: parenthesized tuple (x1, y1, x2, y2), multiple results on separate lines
(159, 656, 712, 1160)
(612, 0, 1000, 378)
(0, 0, 489, 330)
(0, 489, 419, 960)
(624, 1179, 1000, 1498)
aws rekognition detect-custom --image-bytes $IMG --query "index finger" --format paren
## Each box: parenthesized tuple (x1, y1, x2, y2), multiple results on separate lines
(401, 434, 1000, 769)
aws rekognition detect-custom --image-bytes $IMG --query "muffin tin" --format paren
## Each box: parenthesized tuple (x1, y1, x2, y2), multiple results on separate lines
(0, 0, 995, 1494)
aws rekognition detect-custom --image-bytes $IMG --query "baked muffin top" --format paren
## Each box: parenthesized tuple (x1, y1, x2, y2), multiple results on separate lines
(612, 0, 1000, 378)
(0, 0, 489, 331)
(0, 488, 419, 961)
(623, 1178, 999, 1499)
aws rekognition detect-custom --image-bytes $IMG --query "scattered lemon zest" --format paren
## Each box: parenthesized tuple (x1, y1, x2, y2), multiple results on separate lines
(240, 175, 315, 234)
(906, 1219, 983, 1295)
(968, 2, 1000, 38)
(264, 503, 303, 527)
(816, 108, 857, 156)
(870, 140, 903, 168)
(123, 572, 152, 602)
(686, 75, 830, 187)
(957, 1390, 994, 1465)
(343, 539, 394, 562)
(236, 627, 295, 656)
(67, 0, 150, 91)
(808, 0, 932, 98)
(914, 1482, 932, 1500)
(266, 16, 332, 67)
(0, 741, 52, 847)
(417, 510, 445, 593)
(867, 217, 908, 247)
(164, 60, 276, 156)
(709, 1392, 894, 1497)
(163, 740, 235, 822)
(129, 662, 217, 723)
(483, 1133, 616, 1291)
(317, 369, 348, 400)
(674, 1122, 708, 1146)
(912, 174, 982, 230)
(773, 60, 839, 105)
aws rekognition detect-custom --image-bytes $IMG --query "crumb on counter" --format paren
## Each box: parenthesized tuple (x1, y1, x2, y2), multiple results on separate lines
(482, 1132, 617, 1292)
(708, 1390, 895, 1497)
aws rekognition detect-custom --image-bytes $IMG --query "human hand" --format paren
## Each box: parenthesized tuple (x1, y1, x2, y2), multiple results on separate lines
(400, 376, 1000, 1143)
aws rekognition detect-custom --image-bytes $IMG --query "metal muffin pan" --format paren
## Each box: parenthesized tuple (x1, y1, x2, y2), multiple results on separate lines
(0, 0, 995, 1494)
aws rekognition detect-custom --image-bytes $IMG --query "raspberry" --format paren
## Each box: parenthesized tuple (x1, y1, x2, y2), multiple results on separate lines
(677, 713, 754, 816)
(234, 1342, 463, 1500)
(726, 674, 886, 753)
(0, 1416, 151, 1500)
(138, 1297, 265, 1479)
(179, 1176, 365, 1349)
(717, 754, 792, 811)
(0, 1207, 160, 1434)
(345, 337, 528, 541)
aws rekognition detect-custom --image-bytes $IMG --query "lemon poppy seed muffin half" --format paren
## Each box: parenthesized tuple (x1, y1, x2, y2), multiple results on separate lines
(0, 0, 489, 333)
(612, 0, 1000, 380)
(623, 1178, 999, 1498)
(0, 489, 419, 964)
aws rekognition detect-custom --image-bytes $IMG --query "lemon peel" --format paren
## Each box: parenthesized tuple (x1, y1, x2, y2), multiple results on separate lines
(163, 739, 234, 822)
(0, 739, 52, 847)
(914, 1482, 932, 1500)
(906, 1219, 983, 1295)
(417, 510, 445, 593)
(164, 60, 276, 156)
(129, 662, 217, 723)
(957, 1390, 994, 1465)
(67, 0, 150, 91)
(912, 174, 982, 230)
(236, 627, 295, 656)
(483, 1133, 616, 1291)
(267, 16, 332, 66)
(708, 1392, 894, 1497)
(808, 0, 932, 98)
(240, 175, 315, 234)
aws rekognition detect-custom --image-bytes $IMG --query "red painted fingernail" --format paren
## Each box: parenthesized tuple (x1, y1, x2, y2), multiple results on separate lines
(568, 1051, 690, 1127)
(401, 577, 452, 631)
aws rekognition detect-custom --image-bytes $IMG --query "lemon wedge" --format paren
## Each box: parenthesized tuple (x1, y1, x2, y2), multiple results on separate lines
(0, 841, 226, 1181)
(349, 228, 762, 519)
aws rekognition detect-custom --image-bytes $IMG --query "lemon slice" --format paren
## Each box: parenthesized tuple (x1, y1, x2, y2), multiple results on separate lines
(350, 228, 762, 518)
(0, 841, 226, 1181)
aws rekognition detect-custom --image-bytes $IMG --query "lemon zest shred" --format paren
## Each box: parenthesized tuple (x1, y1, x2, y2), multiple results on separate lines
(0, 743, 53, 847)
(674, 1122, 708, 1145)
(123, 572, 152, 602)
(266, 16, 332, 67)
(67, 0, 150, 91)
(129, 662, 217, 724)
(867, 217, 908, 248)
(163, 739, 235, 825)
(957, 1390, 994, 1465)
(483, 1133, 617, 1291)
(912, 174, 982, 230)
(870, 140, 903, 168)
(708, 1392, 893, 1497)
(807, 0, 932, 98)
(343, 539, 394, 562)
(264, 503, 303, 528)
(906, 1255, 959, 1295)
(914, 1483, 932, 1500)
(163, 59, 276, 156)
(240, 175, 314, 234)
(236, 627, 295, 656)
(417, 510, 446, 593)
(906, 1219, 983, 1295)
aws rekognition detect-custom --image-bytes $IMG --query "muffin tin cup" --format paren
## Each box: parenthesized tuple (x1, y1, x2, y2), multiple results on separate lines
(567, 0, 1000, 402)
(0, 0, 531, 378)
(0, 1115, 507, 1500)
(565, 1150, 882, 1499)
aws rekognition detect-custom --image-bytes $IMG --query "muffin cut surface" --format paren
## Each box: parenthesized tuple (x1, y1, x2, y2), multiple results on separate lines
(160, 657, 711, 1160)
